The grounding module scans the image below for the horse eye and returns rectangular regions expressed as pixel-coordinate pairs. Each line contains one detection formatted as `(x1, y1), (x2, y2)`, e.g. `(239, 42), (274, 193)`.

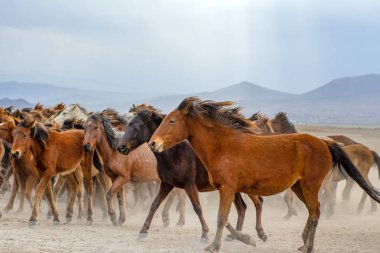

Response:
(169, 120), (175, 125)
(94, 126), (98, 130)
(23, 134), (27, 139)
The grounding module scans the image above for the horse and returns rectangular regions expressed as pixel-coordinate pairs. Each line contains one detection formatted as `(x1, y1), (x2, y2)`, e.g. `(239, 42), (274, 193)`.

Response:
(117, 107), (267, 242)
(83, 114), (160, 226)
(48, 103), (89, 125)
(10, 115), (99, 225)
(265, 112), (380, 218)
(100, 108), (133, 131)
(149, 97), (380, 253)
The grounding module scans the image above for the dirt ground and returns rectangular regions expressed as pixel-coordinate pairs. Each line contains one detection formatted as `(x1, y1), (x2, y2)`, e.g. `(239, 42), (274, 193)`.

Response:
(0, 126), (380, 253)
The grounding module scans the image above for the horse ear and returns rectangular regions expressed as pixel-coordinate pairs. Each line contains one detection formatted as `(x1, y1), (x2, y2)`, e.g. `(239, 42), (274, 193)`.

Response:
(24, 116), (36, 128)
(13, 117), (22, 127)
(150, 112), (163, 125)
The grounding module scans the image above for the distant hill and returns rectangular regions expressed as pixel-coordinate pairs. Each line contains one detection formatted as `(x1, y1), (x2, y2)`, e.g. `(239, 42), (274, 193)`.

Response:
(302, 74), (380, 101)
(1, 74), (380, 125)
(0, 81), (146, 110)
(0, 98), (32, 109)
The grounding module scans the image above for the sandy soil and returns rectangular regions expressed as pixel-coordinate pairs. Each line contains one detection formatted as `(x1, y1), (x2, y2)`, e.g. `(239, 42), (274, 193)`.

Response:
(1, 126), (380, 253)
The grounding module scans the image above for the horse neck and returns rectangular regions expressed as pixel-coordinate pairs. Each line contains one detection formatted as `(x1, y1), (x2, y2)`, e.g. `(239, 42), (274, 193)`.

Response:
(95, 130), (117, 164)
(186, 116), (234, 168)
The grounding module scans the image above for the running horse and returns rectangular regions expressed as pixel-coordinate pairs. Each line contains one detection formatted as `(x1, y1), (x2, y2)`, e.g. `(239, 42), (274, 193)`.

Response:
(149, 97), (380, 253)
(117, 107), (267, 242)
(10, 115), (99, 225)
(83, 114), (160, 226)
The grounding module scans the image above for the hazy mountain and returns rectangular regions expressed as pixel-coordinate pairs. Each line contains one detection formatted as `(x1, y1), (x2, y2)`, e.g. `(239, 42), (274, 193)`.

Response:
(302, 74), (380, 101)
(1, 74), (380, 124)
(0, 98), (32, 109)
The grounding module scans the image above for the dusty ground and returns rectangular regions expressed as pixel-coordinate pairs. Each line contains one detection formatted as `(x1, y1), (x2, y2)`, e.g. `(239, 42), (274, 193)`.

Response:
(0, 126), (380, 253)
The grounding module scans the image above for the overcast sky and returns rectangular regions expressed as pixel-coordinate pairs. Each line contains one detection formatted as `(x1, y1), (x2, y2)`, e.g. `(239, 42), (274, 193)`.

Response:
(0, 0), (379, 95)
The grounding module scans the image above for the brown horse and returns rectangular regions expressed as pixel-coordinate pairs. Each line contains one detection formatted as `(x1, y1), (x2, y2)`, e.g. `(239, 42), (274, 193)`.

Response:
(149, 97), (380, 253)
(117, 107), (267, 242)
(83, 114), (159, 226)
(10, 116), (96, 225)
(321, 144), (380, 216)
(265, 112), (380, 218)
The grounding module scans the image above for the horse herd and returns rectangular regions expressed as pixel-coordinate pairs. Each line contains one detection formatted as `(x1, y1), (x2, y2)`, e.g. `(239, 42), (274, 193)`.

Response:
(0, 97), (379, 253)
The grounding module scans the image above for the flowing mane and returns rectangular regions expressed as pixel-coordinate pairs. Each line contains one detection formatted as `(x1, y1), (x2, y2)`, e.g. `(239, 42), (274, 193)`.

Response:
(130, 104), (162, 114)
(101, 108), (129, 126)
(177, 97), (255, 134)
(19, 120), (50, 149)
(271, 112), (297, 133)
(89, 114), (118, 150)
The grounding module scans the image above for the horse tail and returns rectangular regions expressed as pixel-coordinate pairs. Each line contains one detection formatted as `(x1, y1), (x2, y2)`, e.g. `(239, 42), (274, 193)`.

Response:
(326, 141), (380, 203)
(371, 150), (380, 179)
(93, 150), (103, 172)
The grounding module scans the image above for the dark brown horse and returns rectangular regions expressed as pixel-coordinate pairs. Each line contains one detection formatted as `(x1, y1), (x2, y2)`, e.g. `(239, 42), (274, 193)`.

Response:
(117, 107), (267, 242)
(10, 116), (97, 225)
(149, 97), (380, 253)
(83, 114), (159, 226)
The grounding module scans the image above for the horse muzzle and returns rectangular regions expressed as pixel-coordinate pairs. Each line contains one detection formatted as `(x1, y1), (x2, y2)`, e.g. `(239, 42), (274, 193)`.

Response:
(148, 140), (164, 153)
(11, 150), (21, 159)
(83, 143), (92, 153)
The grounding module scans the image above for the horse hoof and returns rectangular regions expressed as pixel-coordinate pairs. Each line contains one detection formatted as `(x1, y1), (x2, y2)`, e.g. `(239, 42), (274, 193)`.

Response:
(53, 220), (60, 226)
(3, 208), (11, 214)
(176, 221), (185, 227)
(66, 217), (72, 223)
(204, 243), (220, 253)
(224, 234), (235, 242)
(86, 220), (93, 226)
(298, 245), (313, 253)
(200, 236), (209, 243)
(112, 220), (119, 226)
(137, 233), (148, 241)
(260, 233), (268, 242)
(28, 220), (37, 227)
(163, 220), (170, 228)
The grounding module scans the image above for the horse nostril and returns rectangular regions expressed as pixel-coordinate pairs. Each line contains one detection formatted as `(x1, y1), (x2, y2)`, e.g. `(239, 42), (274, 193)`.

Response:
(12, 151), (20, 159)
(149, 141), (156, 148)
(83, 143), (91, 152)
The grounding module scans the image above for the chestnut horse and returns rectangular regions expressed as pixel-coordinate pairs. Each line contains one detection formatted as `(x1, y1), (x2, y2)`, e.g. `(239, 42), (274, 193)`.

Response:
(83, 114), (159, 226)
(265, 112), (380, 218)
(149, 97), (380, 253)
(10, 116), (97, 225)
(117, 108), (267, 242)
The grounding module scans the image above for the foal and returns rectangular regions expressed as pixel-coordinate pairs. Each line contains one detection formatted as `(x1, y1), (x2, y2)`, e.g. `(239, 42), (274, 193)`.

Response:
(11, 116), (95, 225)
(117, 108), (267, 242)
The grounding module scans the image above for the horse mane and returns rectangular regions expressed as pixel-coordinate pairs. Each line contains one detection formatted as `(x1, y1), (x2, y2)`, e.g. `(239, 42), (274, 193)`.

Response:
(71, 104), (89, 114)
(177, 97), (254, 133)
(271, 112), (297, 133)
(34, 103), (44, 111)
(89, 114), (118, 150)
(61, 117), (84, 130)
(130, 104), (161, 114)
(19, 119), (50, 149)
(101, 108), (128, 126)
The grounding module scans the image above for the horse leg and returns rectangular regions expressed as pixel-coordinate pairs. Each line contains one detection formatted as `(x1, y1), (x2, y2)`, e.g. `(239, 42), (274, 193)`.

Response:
(82, 161), (94, 225)
(175, 189), (186, 227)
(77, 180), (84, 219)
(225, 193), (247, 241)
(65, 174), (79, 222)
(324, 181), (337, 218)
(36, 178), (60, 225)
(205, 185), (237, 253)
(16, 177), (26, 213)
(116, 187), (126, 225)
(4, 169), (19, 213)
(107, 176), (127, 226)
(162, 190), (175, 227)
(96, 173), (110, 219)
(182, 185), (208, 242)
(139, 182), (174, 240)
(342, 178), (354, 203)
(47, 175), (65, 218)
(24, 175), (36, 210)
(248, 194), (267, 242)
(292, 180), (320, 253)
(283, 189), (297, 219)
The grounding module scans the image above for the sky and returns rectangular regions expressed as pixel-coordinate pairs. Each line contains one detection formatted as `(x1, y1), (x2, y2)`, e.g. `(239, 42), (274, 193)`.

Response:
(0, 0), (379, 95)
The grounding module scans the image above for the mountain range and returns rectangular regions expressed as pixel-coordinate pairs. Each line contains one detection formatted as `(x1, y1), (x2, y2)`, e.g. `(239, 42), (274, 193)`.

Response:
(0, 74), (379, 125)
